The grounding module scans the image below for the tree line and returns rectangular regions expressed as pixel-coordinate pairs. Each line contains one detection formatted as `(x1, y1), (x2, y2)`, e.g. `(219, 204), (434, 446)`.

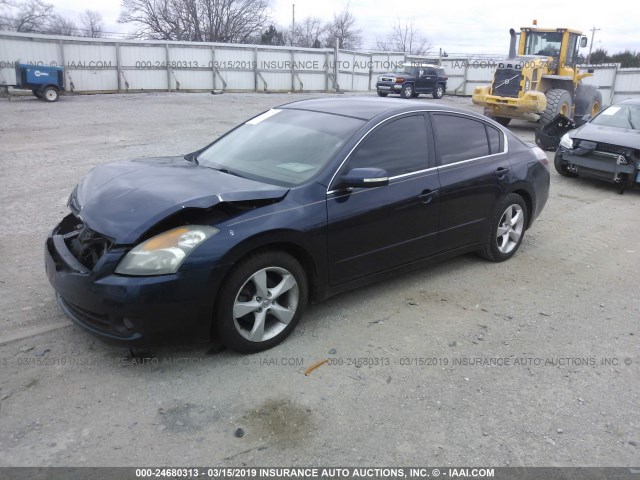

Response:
(0, 0), (434, 54)
(0, 0), (103, 37)
(588, 48), (640, 68)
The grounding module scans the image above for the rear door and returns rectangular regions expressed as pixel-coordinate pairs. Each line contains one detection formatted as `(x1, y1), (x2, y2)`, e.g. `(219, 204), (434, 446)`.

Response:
(327, 113), (440, 285)
(430, 113), (509, 251)
(422, 67), (438, 92)
(415, 68), (429, 92)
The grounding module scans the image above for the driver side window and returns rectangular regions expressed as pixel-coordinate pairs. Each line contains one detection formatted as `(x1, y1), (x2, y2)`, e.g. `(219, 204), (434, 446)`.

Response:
(346, 115), (430, 177)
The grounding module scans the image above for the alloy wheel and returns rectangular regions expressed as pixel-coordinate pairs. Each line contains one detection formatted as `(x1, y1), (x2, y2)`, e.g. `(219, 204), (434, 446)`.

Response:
(233, 267), (300, 342)
(496, 204), (524, 254)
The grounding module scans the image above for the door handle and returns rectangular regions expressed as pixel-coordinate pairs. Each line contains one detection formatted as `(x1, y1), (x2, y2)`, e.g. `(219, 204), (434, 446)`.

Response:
(418, 189), (438, 204)
(494, 167), (510, 178)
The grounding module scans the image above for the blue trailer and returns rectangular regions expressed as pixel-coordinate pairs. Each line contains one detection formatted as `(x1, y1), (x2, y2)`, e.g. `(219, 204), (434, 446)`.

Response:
(9, 63), (65, 102)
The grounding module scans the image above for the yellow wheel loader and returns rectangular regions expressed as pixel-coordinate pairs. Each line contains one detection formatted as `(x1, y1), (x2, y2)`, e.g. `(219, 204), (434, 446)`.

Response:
(472, 28), (602, 126)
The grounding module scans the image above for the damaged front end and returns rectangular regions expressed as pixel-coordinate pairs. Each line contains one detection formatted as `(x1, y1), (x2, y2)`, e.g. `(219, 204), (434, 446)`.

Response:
(555, 135), (640, 192)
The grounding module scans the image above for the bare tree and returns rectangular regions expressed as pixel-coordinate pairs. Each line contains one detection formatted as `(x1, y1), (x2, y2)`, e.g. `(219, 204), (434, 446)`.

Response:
(324, 6), (361, 50)
(118, 0), (271, 43)
(46, 15), (78, 35)
(0, 0), (15, 30)
(0, 0), (89, 36)
(6, 0), (54, 32)
(287, 16), (325, 48)
(79, 9), (103, 38)
(376, 19), (431, 55)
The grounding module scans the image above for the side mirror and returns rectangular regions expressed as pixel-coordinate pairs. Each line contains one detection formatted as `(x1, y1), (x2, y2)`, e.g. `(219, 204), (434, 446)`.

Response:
(580, 36), (588, 48)
(339, 168), (389, 188)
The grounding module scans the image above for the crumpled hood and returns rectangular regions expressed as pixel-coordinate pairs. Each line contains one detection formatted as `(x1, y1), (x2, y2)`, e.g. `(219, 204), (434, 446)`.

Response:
(73, 156), (289, 244)
(572, 123), (640, 150)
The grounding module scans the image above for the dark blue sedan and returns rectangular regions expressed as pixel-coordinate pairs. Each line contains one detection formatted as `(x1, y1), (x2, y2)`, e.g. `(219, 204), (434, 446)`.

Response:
(45, 97), (550, 352)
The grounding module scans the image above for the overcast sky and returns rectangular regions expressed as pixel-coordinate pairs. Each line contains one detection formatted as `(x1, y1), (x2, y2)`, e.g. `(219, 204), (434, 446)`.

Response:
(43, 0), (639, 55)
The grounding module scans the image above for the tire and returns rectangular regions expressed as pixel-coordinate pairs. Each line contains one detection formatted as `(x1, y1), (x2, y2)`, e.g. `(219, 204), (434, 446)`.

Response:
(42, 86), (59, 102)
(400, 83), (413, 99)
(432, 83), (445, 99)
(377, 91), (388, 97)
(478, 193), (528, 262)
(540, 88), (572, 126)
(32, 89), (42, 99)
(554, 151), (579, 177)
(574, 83), (602, 119)
(411, 91), (419, 98)
(483, 108), (511, 126)
(215, 250), (308, 353)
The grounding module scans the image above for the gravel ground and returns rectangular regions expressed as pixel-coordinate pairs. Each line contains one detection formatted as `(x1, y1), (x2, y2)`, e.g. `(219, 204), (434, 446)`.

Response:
(0, 91), (638, 467)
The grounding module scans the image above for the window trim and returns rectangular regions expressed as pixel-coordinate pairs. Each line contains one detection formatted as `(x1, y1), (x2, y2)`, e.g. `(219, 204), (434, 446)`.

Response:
(430, 112), (506, 167)
(328, 112), (431, 190)
(327, 109), (509, 194)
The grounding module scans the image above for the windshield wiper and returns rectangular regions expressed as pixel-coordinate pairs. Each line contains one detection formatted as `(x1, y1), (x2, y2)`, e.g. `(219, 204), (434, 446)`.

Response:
(215, 167), (245, 178)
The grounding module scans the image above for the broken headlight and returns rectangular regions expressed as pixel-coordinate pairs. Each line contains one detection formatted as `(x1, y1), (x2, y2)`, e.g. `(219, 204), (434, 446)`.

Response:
(559, 133), (574, 149)
(115, 225), (219, 276)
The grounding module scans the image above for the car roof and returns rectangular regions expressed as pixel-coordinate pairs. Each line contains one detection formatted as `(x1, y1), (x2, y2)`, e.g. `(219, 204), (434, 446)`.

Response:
(278, 97), (470, 121)
(614, 98), (640, 106)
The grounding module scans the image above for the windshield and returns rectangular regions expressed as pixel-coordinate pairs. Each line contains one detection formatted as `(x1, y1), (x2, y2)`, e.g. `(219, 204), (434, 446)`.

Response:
(196, 109), (365, 186)
(524, 32), (562, 57)
(590, 104), (640, 130)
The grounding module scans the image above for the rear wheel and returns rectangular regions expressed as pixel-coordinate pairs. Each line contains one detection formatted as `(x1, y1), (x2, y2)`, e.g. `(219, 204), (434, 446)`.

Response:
(541, 88), (572, 125)
(554, 151), (579, 177)
(432, 83), (445, 99)
(377, 91), (388, 97)
(42, 86), (59, 102)
(575, 84), (602, 120)
(215, 251), (308, 353)
(400, 83), (413, 99)
(478, 193), (528, 262)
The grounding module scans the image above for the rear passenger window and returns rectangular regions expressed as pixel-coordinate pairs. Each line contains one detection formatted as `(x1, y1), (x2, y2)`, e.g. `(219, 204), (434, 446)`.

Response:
(426, 68), (437, 76)
(486, 125), (502, 154)
(432, 114), (490, 165)
(347, 115), (429, 177)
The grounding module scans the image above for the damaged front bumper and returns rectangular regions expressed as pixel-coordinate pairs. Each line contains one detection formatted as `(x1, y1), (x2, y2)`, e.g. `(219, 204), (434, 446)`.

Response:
(555, 146), (640, 186)
(45, 214), (228, 346)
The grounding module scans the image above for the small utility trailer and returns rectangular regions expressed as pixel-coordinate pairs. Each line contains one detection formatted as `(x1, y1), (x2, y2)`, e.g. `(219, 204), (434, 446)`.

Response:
(1, 63), (65, 102)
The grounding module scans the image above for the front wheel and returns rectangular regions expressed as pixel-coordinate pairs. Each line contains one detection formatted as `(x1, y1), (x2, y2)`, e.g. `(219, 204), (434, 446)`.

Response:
(400, 83), (413, 99)
(215, 251), (308, 353)
(478, 193), (528, 262)
(554, 151), (579, 177)
(541, 89), (572, 125)
(42, 86), (59, 102)
(432, 84), (445, 99)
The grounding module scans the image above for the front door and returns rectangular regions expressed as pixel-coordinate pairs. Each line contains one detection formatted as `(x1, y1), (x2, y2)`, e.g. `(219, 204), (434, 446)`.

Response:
(327, 114), (440, 285)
